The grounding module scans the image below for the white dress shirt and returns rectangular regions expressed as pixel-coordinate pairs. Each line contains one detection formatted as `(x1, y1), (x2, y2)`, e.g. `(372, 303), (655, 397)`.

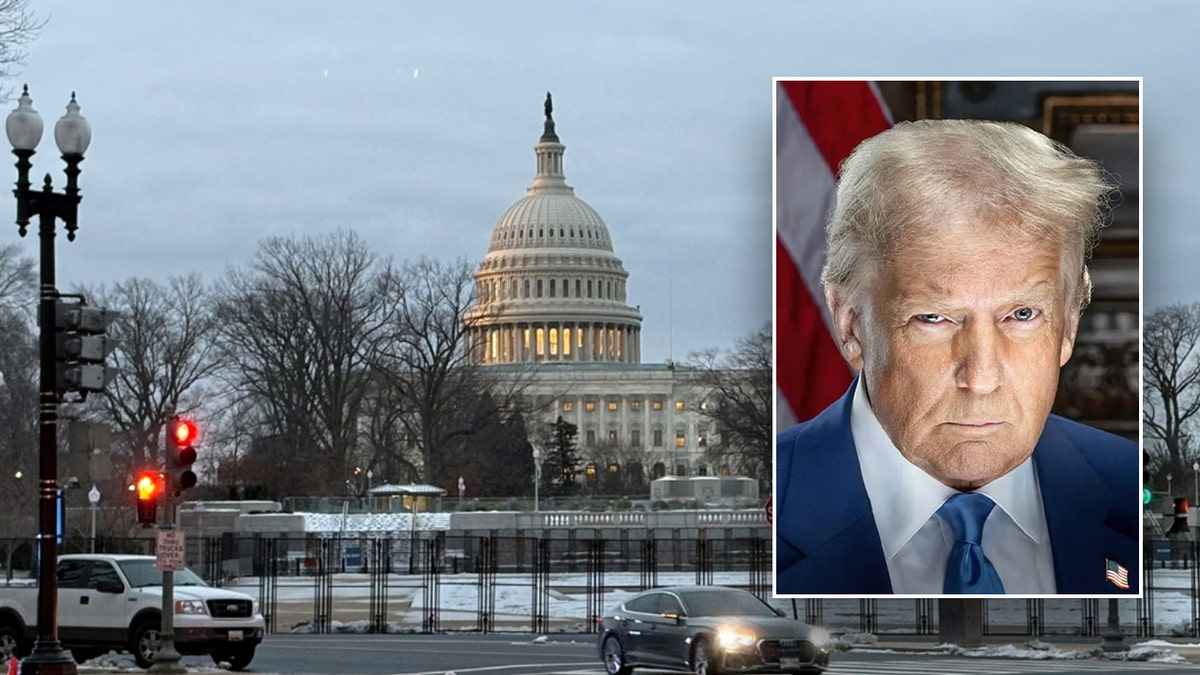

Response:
(849, 378), (1057, 594)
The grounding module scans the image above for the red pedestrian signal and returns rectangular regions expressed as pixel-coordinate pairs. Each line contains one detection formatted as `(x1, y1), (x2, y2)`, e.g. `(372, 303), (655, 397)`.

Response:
(135, 472), (159, 526)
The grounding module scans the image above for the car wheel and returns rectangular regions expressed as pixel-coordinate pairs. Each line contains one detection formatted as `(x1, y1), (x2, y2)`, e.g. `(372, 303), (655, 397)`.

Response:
(212, 644), (257, 671)
(130, 619), (162, 669)
(692, 638), (723, 675)
(0, 623), (25, 665)
(601, 635), (633, 675)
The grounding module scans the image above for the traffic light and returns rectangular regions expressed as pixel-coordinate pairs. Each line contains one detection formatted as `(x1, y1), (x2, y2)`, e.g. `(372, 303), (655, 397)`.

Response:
(55, 298), (119, 399)
(135, 472), (160, 526)
(1144, 450), (1153, 506)
(166, 416), (198, 496)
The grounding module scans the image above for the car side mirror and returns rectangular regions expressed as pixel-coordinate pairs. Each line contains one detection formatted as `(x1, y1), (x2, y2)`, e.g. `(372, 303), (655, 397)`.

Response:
(773, 608), (786, 618)
(96, 579), (124, 594)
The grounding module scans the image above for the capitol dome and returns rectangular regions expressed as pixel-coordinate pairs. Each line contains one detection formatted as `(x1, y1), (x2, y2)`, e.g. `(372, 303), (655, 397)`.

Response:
(465, 95), (643, 366)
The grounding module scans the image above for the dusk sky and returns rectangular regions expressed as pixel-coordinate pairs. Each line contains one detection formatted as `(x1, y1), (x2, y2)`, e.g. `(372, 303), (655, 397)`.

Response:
(5, 1), (1193, 362)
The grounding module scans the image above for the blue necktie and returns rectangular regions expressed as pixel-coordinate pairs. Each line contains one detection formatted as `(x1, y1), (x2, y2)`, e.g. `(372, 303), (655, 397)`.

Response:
(938, 492), (1006, 594)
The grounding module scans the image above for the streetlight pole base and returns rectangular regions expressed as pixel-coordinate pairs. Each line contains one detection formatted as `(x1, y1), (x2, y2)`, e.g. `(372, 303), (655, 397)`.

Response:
(18, 639), (78, 675)
(1100, 597), (1129, 653)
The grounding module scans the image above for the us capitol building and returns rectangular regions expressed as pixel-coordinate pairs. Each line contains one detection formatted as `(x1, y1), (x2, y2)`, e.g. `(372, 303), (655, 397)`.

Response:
(463, 96), (749, 494)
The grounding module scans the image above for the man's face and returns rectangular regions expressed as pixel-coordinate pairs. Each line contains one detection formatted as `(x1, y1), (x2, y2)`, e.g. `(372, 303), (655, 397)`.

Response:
(830, 227), (1079, 490)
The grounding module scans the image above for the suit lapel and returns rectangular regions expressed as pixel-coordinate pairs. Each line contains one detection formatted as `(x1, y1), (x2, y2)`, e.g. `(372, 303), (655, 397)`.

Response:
(777, 381), (892, 594)
(1034, 418), (1138, 594)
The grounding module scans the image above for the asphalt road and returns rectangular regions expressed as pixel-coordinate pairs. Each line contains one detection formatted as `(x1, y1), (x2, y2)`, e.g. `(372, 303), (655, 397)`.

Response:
(247, 633), (1200, 675)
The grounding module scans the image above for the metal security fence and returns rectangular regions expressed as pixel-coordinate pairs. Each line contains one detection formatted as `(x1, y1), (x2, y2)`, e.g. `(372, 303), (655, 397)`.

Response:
(2, 536), (1196, 639)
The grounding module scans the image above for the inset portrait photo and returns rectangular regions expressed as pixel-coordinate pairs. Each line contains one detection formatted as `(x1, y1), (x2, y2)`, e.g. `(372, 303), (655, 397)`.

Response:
(773, 79), (1140, 598)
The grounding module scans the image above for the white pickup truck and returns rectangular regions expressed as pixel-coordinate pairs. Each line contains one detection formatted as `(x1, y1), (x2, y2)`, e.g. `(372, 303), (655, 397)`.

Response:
(0, 553), (266, 670)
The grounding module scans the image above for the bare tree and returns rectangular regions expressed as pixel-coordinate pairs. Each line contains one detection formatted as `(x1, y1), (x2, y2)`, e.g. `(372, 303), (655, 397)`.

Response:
(0, 0), (43, 101)
(82, 274), (220, 481)
(0, 242), (36, 535)
(213, 230), (394, 497)
(371, 257), (530, 490)
(1144, 303), (1200, 490)
(687, 323), (772, 488)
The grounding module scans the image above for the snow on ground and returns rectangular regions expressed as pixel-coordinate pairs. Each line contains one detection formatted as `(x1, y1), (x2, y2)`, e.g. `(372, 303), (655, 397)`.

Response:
(74, 651), (226, 672)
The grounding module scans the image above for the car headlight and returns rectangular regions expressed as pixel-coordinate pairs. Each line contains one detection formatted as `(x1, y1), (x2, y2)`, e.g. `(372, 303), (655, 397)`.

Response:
(175, 599), (208, 615)
(252, 600), (260, 616)
(808, 626), (831, 647)
(717, 628), (757, 650)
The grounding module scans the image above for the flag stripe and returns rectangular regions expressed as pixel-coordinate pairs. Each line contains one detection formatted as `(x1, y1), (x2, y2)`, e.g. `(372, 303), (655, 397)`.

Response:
(774, 81), (891, 424)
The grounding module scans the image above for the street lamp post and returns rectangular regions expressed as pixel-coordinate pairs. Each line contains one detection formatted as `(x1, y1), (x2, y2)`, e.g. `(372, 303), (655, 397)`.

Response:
(532, 446), (541, 512)
(87, 485), (100, 554)
(7, 85), (91, 675)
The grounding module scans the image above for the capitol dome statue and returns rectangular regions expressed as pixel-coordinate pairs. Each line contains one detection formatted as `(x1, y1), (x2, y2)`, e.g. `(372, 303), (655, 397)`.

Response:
(465, 94), (643, 365)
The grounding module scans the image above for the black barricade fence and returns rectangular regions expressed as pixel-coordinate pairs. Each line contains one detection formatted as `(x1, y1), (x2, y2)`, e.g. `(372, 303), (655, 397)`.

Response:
(1, 536), (1193, 638)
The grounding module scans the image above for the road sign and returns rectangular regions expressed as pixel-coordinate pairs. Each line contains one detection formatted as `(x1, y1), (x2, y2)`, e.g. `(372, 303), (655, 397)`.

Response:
(156, 529), (186, 571)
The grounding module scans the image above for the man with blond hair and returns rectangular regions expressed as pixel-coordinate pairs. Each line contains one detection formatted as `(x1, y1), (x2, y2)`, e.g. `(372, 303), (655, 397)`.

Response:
(775, 120), (1138, 595)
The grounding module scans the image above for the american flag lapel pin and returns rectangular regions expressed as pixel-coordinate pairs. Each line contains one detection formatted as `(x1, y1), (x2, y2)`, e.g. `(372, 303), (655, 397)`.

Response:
(1105, 558), (1130, 590)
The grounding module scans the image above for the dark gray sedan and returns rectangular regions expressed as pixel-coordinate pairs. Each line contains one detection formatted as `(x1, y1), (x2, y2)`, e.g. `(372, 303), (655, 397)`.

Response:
(597, 586), (831, 674)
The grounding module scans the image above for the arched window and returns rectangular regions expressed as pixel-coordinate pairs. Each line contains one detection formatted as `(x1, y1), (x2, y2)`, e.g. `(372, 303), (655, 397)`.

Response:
(549, 279), (556, 298)
(536, 279), (543, 298)
(523, 280), (530, 298)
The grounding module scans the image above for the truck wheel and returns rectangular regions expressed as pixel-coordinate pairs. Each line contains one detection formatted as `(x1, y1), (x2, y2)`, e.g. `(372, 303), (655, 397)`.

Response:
(212, 644), (256, 671)
(0, 623), (26, 664)
(130, 619), (162, 669)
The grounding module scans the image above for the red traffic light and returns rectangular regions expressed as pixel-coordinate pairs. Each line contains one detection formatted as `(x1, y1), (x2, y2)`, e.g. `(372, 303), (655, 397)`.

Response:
(172, 419), (198, 446)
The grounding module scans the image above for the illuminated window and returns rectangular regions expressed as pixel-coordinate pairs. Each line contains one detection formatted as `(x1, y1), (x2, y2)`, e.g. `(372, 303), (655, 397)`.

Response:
(585, 402), (596, 412)
(562, 402), (573, 412)
(522, 328), (531, 349)
(563, 329), (572, 355)
(721, 465), (732, 476)
(630, 401), (641, 412)
(607, 401), (618, 412)
(536, 328), (545, 356)
(549, 328), (558, 355)
(652, 401), (663, 411)
(607, 430), (618, 444)
(675, 432), (686, 448)
(675, 401), (685, 411)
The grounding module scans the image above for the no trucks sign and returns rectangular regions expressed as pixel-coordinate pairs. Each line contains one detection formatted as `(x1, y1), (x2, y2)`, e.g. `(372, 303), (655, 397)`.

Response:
(156, 529), (186, 571)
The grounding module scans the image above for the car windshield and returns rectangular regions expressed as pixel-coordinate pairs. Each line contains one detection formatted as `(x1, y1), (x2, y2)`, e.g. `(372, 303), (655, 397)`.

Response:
(682, 590), (778, 618)
(116, 560), (208, 588)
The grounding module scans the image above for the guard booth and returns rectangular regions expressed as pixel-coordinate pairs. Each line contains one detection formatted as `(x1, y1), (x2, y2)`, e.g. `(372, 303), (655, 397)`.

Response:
(366, 483), (447, 514)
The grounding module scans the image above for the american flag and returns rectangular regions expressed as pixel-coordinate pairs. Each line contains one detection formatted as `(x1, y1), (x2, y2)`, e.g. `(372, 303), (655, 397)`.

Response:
(1106, 558), (1130, 590)
(774, 81), (891, 428)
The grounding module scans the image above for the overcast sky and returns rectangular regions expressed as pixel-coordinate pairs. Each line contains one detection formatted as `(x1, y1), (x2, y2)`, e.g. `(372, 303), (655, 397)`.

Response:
(5, 1), (1193, 362)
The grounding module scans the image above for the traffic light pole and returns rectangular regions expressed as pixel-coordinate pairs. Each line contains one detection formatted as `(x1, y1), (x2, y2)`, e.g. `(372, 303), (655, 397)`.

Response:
(150, 486), (184, 674)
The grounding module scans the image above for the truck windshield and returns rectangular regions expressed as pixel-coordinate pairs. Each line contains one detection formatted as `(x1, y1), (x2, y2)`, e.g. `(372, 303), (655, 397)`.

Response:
(116, 560), (208, 588)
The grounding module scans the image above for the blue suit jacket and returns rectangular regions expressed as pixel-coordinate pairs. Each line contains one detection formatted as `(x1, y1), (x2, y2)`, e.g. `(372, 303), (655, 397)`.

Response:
(776, 383), (1140, 595)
